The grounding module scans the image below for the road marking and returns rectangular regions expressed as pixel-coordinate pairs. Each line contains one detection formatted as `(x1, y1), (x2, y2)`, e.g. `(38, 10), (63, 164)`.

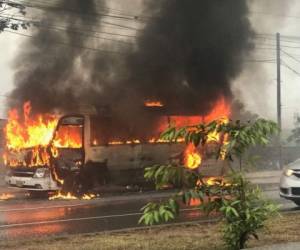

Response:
(0, 212), (143, 228)
(0, 203), (88, 212)
(0, 208), (200, 228)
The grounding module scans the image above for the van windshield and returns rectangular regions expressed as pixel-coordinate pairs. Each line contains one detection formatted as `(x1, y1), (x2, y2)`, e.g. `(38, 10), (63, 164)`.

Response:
(53, 117), (83, 148)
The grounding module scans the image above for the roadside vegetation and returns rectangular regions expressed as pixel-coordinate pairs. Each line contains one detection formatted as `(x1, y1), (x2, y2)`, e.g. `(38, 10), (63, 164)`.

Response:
(139, 118), (279, 249)
(1, 212), (300, 250)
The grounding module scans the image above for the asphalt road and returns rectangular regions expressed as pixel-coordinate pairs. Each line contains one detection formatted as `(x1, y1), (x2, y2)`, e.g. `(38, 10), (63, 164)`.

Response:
(0, 187), (297, 240)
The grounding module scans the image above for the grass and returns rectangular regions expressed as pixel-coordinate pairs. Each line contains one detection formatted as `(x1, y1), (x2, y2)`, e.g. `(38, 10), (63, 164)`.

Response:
(1, 212), (300, 250)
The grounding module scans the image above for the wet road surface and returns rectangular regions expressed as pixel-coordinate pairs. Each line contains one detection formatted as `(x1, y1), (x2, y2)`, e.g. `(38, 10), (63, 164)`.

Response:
(0, 188), (297, 240)
(0, 190), (213, 240)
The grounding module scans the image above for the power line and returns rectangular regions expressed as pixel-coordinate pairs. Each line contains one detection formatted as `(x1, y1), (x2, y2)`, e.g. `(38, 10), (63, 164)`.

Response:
(257, 33), (300, 43)
(4, 29), (128, 54)
(256, 35), (300, 49)
(7, 0), (147, 23)
(254, 42), (276, 47)
(0, 15), (138, 44)
(281, 59), (300, 77)
(0, 14), (139, 39)
(250, 11), (300, 20)
(101, 21), (142, 31)
(15, 0), (148, 20)
(0, 12), (142, 32)
(281, 45), (300, 49)
(33, 25), (135, 45)
(281, 49), (300, 64)
(5, 27), (286, 64)
(254, 36), (300, 46)
(254, 47), (277, 51)
(245, 59), (276, 63)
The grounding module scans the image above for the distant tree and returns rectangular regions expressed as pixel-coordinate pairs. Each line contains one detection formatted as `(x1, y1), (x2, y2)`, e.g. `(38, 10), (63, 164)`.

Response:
(288, 116), (300, 145)
(0, 1), (30, 32)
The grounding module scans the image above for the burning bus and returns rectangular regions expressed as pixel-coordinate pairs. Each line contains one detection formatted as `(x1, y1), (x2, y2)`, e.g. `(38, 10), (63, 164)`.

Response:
(3, 99), (230, 196)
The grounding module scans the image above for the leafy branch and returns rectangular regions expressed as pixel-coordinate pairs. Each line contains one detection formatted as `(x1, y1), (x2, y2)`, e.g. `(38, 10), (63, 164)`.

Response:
(140, 118), (279, 249)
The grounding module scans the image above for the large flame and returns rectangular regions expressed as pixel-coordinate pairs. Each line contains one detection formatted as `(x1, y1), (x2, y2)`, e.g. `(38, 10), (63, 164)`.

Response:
(5, 101), (58, 150)
(4, 101), (82, 152)
(183, 98), (230, 169)
(203, 98), (230, 123)
(3, 101), (82, 168)
(53, 126), (82, 148)
(184, 143), (202, 169)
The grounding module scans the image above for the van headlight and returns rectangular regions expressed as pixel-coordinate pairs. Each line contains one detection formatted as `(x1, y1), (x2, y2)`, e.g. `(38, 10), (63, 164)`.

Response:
(33, 168), (46, 178)
(284, 169), (294, 177)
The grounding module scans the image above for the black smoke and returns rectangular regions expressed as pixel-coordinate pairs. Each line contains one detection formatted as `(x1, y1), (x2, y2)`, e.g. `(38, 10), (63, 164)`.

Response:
(125, 0), (254, 115)
(9, 0), (254, 121)
(9, 0), (105, 112)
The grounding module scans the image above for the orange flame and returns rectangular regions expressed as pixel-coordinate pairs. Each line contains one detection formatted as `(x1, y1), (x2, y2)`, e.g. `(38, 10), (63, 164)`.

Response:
(204, 177), (231, 187)
(184, 143), (202, 169)
(53, 126), (82, 148)
(82, 193), (96, 200)
(203, 98), (230, 123)
(3, 101), (82, 168)
(5, 101), (58, 150)
(183, 98), (230, 169)
(49, 191), (96, 200)
(144, 101), (164, 107)
(49, 191), (77, 200)
(0, 193), (15, 201)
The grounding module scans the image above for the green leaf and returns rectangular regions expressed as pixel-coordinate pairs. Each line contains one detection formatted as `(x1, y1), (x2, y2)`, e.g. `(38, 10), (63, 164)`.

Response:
(138, 214), (147, 225)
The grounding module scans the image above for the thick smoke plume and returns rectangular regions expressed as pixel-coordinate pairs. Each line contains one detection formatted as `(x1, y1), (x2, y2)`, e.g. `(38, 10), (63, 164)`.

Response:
(9, 0), (254, 123)
(10, 0), (104, 112)
(126, 0), (253, 115)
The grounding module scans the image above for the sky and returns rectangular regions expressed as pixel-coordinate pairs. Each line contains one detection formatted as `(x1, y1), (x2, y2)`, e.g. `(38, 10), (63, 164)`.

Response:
(0, 0), (300, 129)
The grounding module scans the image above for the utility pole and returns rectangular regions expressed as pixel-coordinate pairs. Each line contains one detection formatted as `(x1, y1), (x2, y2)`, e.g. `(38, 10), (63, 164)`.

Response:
(276, 32), (283, 169)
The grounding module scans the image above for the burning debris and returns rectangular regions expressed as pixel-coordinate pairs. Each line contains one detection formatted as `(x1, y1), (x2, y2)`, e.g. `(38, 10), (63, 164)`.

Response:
(48, 191), (96, 201)
(0, 193), (15, 201)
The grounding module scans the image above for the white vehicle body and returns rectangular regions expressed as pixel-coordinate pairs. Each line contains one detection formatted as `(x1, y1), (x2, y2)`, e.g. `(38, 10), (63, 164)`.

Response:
(280, 158), (300, 206)
(5, 168), (60, 191)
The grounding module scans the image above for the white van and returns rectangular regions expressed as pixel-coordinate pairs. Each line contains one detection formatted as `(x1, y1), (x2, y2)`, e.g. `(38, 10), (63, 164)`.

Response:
(4, 110), (225, 193)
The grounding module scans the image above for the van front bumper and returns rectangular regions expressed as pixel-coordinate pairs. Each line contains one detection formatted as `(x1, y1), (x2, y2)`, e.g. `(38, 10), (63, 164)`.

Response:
(5, 176), (60, 191)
